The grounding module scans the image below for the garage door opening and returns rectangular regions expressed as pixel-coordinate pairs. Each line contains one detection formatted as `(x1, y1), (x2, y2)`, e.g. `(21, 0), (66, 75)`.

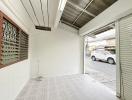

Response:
(84, 27), (116, 92)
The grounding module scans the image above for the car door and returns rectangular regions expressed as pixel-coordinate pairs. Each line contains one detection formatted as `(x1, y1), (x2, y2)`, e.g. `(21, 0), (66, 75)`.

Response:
(97, 50), (106, 60)
(94, 50), (100, 59)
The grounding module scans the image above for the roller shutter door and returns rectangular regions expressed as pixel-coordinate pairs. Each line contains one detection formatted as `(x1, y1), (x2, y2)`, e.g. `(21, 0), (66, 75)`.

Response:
(118, 14), (132, 100)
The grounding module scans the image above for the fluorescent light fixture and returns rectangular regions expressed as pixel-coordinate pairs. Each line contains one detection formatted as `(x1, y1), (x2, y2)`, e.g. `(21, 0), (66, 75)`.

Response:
(58, 0), (67, 12)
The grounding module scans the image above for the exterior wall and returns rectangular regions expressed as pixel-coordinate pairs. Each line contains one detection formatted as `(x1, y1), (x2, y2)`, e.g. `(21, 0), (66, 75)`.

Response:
(30, 23), (84, 78)
(106, 39), (116, 46)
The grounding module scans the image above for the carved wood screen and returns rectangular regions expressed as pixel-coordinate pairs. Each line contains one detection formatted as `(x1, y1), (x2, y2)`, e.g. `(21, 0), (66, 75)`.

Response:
(0, 11), (28, 68)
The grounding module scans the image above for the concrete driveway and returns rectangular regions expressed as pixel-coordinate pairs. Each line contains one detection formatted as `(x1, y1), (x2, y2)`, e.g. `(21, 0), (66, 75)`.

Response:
(85, 56), (116, 92)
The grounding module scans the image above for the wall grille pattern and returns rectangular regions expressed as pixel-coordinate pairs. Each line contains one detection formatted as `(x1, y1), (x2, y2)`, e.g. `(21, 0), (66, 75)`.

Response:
(20, 31), (28, 60)
(0, 11), (28, 68)
(1, 19), (20, 64)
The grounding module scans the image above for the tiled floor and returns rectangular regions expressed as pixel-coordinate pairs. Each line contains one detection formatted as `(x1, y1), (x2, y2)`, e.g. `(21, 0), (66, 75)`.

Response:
(16, 74), (120, 100)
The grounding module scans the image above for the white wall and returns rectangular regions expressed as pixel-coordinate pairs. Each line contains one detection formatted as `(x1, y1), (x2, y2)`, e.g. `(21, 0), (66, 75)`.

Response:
(0, 1), (30, 100)
(0, 60), (30, 100)
(30, 23), (84, 77)
(79, 0), (132, 35)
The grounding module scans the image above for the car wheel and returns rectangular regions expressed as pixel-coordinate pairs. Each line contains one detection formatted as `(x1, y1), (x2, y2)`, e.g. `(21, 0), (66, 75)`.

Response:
(107, 58), (115, 64)
(91, 56), (96, 61)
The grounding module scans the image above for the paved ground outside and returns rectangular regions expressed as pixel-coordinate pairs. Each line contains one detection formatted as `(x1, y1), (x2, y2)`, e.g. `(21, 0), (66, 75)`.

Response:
(85, 56), (116, 92)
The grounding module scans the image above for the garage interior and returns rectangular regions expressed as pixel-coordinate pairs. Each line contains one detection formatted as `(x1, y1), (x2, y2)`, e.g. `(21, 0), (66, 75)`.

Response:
(0, 0), (132, 100)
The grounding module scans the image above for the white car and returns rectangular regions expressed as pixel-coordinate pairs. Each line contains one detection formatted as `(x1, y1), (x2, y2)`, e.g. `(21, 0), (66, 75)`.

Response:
(91, 50), (116, 64)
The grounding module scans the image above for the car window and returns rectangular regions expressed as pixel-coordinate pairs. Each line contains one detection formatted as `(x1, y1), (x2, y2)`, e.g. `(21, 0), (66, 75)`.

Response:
(94, 49), (116, 54)
(104, 51), (110, 55)
(95, 50), (105, 54)
(95, 50), (102, 53)
(109, 50), (116, 54)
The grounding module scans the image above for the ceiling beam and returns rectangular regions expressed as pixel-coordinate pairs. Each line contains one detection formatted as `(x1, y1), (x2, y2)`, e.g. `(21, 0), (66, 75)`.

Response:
(61, 20), (79, 30)
(72, 0), (94, 25)
(54, 0), (67, 29)
(67, 1), (95, 17)
(84, 22), (115, 37)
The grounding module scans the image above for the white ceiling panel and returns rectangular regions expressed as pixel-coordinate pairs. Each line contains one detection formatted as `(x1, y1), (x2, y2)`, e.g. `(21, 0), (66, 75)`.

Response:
(21, 0), (60, 27)
(28, 0), (44, 26)
(20, 0), (39, 25)
(2, 0), (60, 30)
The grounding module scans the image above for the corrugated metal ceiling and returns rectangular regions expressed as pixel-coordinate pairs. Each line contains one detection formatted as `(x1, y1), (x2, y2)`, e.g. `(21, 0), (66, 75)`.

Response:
(61, 0), (117, 29)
